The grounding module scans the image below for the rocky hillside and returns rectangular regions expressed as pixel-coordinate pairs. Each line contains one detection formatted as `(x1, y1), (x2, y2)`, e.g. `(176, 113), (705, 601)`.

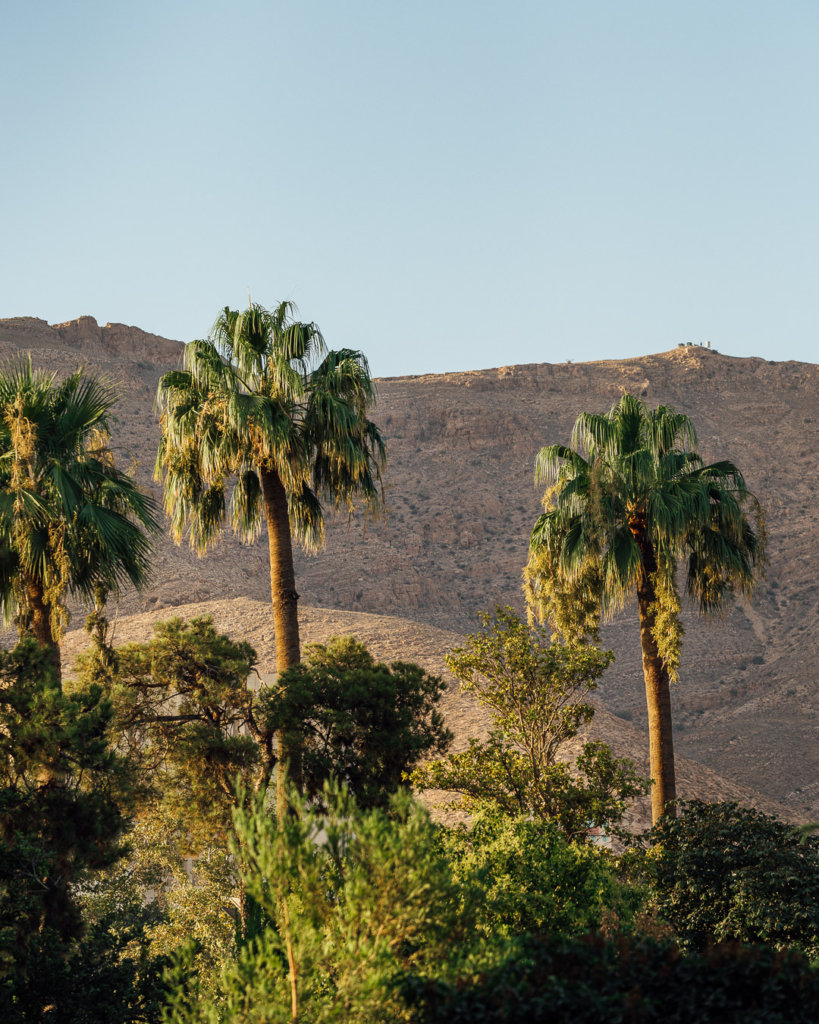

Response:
(1, 315), (817, 819)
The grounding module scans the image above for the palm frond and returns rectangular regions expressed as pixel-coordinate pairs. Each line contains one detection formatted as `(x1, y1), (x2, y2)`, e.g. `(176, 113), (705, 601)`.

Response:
(535, 444), (589, 485)
(231, 468), (263, 543)
(289, 482), (325, 553)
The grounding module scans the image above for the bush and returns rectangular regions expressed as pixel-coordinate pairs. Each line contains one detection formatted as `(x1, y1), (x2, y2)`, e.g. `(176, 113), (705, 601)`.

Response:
(442, 807), (641, 940)
(412, 608), (647, 840)
(165, 783), (480, 1024)
(270, 636), (452, 810)
(400, 933), (819, 1023)
(647, 801), (819, 956)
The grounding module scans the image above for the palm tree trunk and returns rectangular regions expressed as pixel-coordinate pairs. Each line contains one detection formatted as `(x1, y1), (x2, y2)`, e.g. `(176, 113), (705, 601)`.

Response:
(630, 525), (677, 823)
(258, 466), (302, 814)
(259, 466), (301, 673)
(259, 465), (302, 1019)
(25, 577), (62, 687)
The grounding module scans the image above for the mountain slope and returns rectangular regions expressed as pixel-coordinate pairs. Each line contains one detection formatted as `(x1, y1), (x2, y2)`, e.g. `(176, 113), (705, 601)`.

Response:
(1, 315), (816, 817)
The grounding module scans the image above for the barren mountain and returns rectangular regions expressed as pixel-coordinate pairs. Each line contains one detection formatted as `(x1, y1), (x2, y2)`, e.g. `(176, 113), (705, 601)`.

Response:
(1, 315), (817, 820)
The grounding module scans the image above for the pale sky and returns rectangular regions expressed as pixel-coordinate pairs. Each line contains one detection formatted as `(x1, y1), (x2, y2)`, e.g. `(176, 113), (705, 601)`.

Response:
(2, 1), (817, 377)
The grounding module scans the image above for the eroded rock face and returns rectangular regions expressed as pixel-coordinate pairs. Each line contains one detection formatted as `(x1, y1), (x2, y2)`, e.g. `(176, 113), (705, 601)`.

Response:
(0, 315), (183, 365)
(0, 316), (816, 818)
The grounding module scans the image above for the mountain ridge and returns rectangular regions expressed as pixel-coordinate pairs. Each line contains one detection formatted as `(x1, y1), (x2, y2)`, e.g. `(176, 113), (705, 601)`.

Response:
(1, 315), (816, 819)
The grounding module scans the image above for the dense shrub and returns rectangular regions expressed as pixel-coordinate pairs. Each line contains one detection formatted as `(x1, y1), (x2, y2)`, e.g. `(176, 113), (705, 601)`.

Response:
(442, 807), (641, 940)
(272, 636), (452, 810)
(400, 934), (819, 1024)
(647, 801), (819, 956)
(0, 641), (161, 1022)
(165, 784), (479, 1024)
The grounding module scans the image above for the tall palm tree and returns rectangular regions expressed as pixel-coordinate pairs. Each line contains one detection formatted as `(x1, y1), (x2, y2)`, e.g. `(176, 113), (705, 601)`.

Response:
(527, 393), (765, 823)
(0, 359), (159, 684)
(155, 302), (386, 807)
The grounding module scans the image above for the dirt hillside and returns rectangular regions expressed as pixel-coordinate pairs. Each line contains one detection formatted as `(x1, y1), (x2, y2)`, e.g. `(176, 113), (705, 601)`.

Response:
(59, 597), (805, 835)
(1, 315), (816, 819)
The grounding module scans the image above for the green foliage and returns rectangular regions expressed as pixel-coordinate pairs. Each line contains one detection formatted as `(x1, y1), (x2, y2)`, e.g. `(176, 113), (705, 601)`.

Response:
(155, 301), (386, 557)
(0, 358), (158, 644)
(0, 641), (132, 935)
(74, 621), (453, 1005)
(270, 636), (452, 810)
(524, 502), (604, 643)
(81, 807), (238, 1000)
(446, 607), (609, 754)
(79, 621), (451, 832)
(75, 615), (264, 839)
(165, 783), (480, 1024)
(0, 912), (168, 1024)
(0, 640), (161, 1021)
(647, 800), (819, 956)
(412, 608), (647, 839)
(442, 806), (641, 940)
(400, 933), (819, 1024)
(646, 567), (684, 679)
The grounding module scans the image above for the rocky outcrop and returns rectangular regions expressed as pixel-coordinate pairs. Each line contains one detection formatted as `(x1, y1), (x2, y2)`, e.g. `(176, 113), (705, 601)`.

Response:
(0, 315), (183, 366)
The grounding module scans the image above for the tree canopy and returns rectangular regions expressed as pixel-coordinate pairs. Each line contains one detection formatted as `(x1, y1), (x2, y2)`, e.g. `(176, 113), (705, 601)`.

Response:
(0, 359), (158, 680)
(412, 608), (647, 840)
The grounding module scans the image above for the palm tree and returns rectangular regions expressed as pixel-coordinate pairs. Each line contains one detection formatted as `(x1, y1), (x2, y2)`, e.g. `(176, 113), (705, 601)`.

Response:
(0, 359), (159, 684)
(527, 393), (765, 823)
(155, 301), (386, 807)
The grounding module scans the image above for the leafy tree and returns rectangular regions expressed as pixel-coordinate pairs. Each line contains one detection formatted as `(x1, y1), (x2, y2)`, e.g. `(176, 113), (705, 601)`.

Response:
(0, 640), (146, 1020)
(165, 783), (481, 1024)
(0, 359), (159, 683)
(647, 800), (819, 956)
(155, 302), (386, 813)
(81, 620), (450, 832)
(527, 393), (765, 821)
(81, 616), (263, 841)
(411, 608), (647, 840)
(441, 806), (641, 941)
(271, 636), (452, 810)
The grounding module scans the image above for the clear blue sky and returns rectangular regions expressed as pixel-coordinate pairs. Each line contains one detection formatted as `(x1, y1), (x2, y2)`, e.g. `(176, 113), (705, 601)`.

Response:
(2, 1), (817, 377)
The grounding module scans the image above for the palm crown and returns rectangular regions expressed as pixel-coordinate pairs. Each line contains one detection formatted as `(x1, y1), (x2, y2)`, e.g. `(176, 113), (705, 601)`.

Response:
(0, 359), (159, 676)
(156, 301), (386, 556)
(530, 393), (764, 641)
